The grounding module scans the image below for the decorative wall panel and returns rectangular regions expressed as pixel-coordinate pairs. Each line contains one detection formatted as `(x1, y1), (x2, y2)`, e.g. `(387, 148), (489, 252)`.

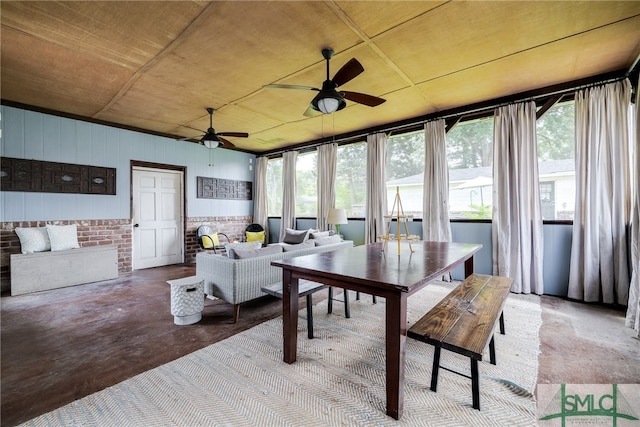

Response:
(0, 157), (116, 195)
(197, 177), (252, 200)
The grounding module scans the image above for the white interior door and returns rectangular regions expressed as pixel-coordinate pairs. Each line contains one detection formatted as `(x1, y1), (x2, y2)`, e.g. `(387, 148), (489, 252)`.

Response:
(132, 167), (184, 270)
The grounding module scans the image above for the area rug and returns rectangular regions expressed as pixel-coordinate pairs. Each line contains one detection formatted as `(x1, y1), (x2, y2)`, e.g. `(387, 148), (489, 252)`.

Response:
(19, 281), (541, 426)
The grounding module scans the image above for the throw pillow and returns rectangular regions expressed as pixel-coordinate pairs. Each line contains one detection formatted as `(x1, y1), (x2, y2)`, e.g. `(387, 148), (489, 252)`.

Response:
(309, 230), (331, 239)
(246, 230), (265, 244)
(282, 241), (315, 251)
(46, 224), (80, 251)
(201, 233), (220, 249)
(313, 235), (342, 246)
(282, 228), (309, 244)
(224, 241), (262, 257)
(230, 244), (283, 259)
(15, 227), (51, 254)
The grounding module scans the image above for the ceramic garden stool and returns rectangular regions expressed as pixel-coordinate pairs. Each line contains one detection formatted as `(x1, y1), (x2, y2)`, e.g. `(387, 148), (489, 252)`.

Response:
(167, 276), (205, 325)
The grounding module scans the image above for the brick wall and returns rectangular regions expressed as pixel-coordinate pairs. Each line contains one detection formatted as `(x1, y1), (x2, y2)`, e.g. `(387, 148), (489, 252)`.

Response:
(1, 216), (254, 293)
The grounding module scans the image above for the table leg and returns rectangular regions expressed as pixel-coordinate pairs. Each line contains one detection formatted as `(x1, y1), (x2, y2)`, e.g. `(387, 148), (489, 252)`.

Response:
(283, 270), (299, 364)
(464, 256), (474, 277)
(385, 293), (407, 420)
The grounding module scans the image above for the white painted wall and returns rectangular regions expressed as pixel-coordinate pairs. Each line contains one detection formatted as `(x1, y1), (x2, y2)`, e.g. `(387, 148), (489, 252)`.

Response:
(0, 106), (255, 221)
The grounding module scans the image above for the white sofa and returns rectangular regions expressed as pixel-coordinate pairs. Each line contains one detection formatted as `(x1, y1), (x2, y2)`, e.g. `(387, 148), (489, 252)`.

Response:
(196, 239), (353, 322)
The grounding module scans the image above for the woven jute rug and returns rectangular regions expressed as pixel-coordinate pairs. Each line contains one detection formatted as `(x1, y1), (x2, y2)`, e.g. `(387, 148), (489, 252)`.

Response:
(19, 281), (541, 426)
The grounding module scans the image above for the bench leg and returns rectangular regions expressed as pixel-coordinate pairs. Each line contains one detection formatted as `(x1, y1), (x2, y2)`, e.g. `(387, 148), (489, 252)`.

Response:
(306, 294), (314, 339)
(327, 287), (334, 314)
(356, 292), (377, 304)
(471, 358), (480, 410)
(430, 345), (441, 392)
(489, 335), (496, 365)
(499, 311), (505, 335)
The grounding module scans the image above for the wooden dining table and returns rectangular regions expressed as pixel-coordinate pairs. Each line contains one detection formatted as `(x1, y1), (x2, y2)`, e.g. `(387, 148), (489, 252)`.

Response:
(271, 240), (482, 420)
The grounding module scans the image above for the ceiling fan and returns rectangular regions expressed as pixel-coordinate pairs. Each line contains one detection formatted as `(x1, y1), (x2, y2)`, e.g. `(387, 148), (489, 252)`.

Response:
(183, 107), (248, 148)
(264, 48), (386, 117)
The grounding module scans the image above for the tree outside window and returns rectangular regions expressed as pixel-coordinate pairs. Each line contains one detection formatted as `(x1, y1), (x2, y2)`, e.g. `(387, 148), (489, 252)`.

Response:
(336, 142), (366, 218)
(447, 117), (494, 219)
(386, 131), (425, 218)
(266, 158), (282, 217)
(295, 152), (317, 217)
(536, 101), (575, 220)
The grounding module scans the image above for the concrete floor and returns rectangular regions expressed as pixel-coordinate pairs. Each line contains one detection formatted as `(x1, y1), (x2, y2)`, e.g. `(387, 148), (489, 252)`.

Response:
(1, 265), (639, 427)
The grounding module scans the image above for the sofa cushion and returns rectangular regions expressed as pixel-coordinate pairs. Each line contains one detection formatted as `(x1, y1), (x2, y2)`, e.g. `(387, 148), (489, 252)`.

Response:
(282, 241), (315, 252)
(309, 230), (331, 239)
(15, 227), (51, 254)
(282, 228), (309, 244)
(46, 224), (80, 251)
(231, 244), (283, 259)
(201, 233), (220, 249)
(246, 230), (265, 244)
(313, 235), (343, 246)
(225, 241), (262, 257)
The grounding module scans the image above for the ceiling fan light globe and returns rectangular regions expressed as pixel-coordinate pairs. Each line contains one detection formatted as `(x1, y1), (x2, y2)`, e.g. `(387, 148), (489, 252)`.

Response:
(203, 139), (219, 149)
(317, 97), (340, 114)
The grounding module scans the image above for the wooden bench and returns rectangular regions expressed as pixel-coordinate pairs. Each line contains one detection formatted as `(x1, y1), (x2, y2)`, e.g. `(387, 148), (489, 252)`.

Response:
(407, 273), (512, 410)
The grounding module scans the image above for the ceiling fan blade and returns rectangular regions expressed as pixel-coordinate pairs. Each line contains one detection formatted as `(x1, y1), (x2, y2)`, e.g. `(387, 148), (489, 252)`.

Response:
(303, 104), (321, 117)
(217, 132), (248, 138)
(178, 135), (202, 141)
(218, 137), (236, 148)
(264, 84), (320, 91)
(342, 91), (386, 107)
(331, 58), (364, 87)
(183, 124), (206, 133)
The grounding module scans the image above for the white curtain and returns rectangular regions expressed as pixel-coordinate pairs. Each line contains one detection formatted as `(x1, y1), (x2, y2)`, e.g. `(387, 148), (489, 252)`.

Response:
(625, 75), (640, 337)
(365, 133), (388, 244)
(492, 101), (544, 294)
(253, 156), (269, 234)
(317, 143), (337, 231)
(279, 150), (297, 242)
(422, 119), (452, 242)
(569, 79), (632, 304)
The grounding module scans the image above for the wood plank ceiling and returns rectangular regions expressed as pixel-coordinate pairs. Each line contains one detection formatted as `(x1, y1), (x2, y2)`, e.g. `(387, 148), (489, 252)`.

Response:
(2, 1), (639, 154)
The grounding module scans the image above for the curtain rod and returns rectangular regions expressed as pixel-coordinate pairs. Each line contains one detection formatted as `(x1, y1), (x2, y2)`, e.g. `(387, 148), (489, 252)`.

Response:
(262, 71), (629, 158)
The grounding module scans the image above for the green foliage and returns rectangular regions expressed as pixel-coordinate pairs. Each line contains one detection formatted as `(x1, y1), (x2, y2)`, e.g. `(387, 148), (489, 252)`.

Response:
(461, 203), (492, 219)
(386, 131), (424, 180)
(266, 158), (282, 216)
(536, 102), (575, 161)
(446, 117), (493, 169)
(336, 143), (367, 217)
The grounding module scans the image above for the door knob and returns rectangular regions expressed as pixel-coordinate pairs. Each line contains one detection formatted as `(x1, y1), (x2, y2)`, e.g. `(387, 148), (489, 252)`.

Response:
(134, 223), (139, 228)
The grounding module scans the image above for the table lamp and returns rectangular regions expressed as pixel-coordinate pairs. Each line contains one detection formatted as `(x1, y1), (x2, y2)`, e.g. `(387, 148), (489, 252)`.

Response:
(327, 208), (348, 235)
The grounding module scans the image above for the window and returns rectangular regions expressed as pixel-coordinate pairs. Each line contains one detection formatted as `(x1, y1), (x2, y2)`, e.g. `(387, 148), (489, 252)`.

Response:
(386, 130), (425, 218)
(266, 157), (282, 217)
(446, 116), (494, 219)
(295, 151), (317, 217)
(335, 142), (367, 218)
(536, 100), (575, 220)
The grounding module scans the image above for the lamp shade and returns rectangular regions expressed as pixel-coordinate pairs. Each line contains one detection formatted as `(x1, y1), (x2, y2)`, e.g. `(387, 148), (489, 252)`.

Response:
(327, 208), (348, 225)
